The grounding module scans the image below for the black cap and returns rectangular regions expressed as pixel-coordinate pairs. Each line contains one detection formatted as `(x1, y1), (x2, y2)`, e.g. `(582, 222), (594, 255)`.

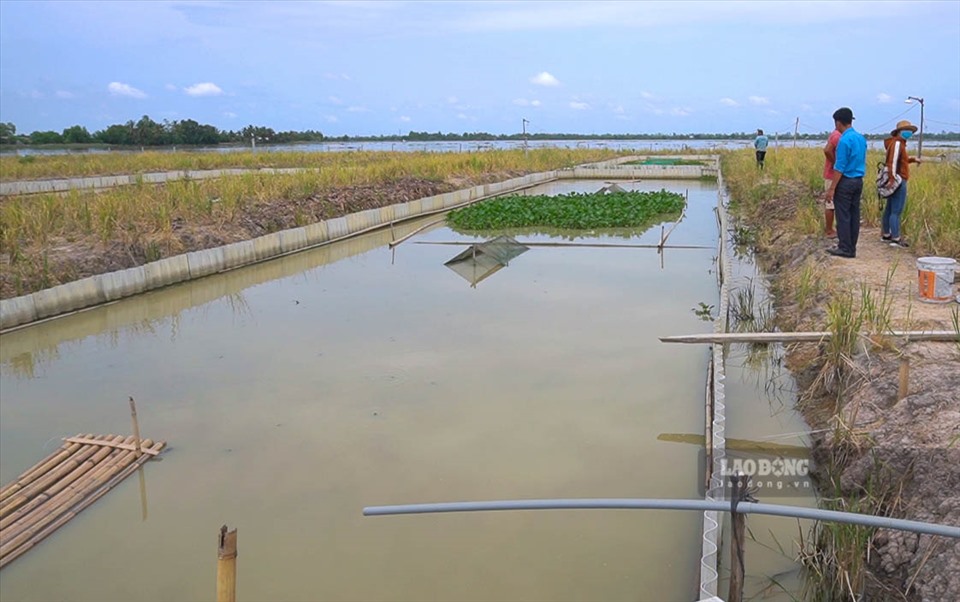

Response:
(832, 107), (855, 124)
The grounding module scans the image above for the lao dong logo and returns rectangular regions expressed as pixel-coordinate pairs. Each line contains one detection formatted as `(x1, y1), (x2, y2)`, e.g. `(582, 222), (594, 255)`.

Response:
(720, 456), (810, 478)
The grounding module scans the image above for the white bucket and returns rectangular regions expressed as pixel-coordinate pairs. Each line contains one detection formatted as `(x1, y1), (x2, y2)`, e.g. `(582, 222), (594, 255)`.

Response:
(916, 256), (958, 303)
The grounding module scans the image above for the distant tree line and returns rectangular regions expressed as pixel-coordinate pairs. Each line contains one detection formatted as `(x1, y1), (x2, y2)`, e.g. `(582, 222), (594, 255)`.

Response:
(0, 117), (323, 147)
(1, 117), (957, 147)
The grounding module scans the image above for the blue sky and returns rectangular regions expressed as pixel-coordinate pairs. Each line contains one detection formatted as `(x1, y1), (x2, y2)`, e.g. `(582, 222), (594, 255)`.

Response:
(1, 1), (958, 137)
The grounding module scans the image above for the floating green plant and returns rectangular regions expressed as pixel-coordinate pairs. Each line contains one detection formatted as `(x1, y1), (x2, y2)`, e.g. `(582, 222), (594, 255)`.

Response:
(447, 189), (685, 232)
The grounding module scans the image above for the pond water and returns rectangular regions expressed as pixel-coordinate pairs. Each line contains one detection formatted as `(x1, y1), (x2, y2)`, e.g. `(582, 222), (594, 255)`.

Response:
(0, 179), (812, 601)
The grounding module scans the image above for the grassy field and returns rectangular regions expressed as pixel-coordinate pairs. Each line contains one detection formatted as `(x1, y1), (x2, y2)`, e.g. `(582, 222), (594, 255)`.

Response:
(0, 148), (622, 296)
(721, 147), (960, 258)
(0, 147), (624, 182)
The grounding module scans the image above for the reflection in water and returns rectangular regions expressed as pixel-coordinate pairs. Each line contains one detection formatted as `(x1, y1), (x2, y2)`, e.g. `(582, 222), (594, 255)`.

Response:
(0, 216), (441, 379)
(444, 236), (529, 288)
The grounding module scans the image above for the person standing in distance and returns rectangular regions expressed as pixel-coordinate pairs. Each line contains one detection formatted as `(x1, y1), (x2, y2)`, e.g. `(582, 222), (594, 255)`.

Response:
(754, 129), (769, 169)
(822, 126), (841, 237)
(825, 107), (867, 258)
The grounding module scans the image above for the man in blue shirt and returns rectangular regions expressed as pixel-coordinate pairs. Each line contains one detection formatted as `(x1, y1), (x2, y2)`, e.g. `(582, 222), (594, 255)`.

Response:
(754, 129), (769, 169)
(825, 107), (867, 258)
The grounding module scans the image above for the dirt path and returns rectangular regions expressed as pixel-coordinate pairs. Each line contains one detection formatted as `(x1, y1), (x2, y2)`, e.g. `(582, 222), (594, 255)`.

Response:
(746, 187), (959, 599)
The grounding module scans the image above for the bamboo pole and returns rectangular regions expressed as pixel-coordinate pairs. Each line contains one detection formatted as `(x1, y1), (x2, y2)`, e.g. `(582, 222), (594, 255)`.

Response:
(0, 440), (162, 569)
(217, 525), (238, 602)
(0, 436), (131, 539)
(660, 331), (959, 344)
(0, 435), (110, 521)
(704, 356), (714, 494)
(129, 397), (142, 458)
(388, 217), (446, 248)
(0, 436), (144, 554)
(727, 475), (750, 602)
(0, 437), (85, 503)
(62, 437), (160, 456)
(898, 356), (910, 401)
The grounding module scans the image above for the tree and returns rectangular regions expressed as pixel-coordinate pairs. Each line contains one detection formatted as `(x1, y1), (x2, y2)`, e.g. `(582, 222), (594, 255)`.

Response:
(133, 115), (167, 146)
(95, 122), (135, 145)
(0, 122), (16, 144)
(62, 125), (93, 144)
(29, 130), (64, 144)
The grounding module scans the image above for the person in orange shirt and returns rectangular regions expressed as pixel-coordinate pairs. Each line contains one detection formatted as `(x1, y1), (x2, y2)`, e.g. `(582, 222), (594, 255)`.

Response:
(881, 120), (922, 248)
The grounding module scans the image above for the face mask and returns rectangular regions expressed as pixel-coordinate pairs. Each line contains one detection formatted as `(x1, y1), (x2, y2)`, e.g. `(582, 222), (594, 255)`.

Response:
(901, 130), (913, 139)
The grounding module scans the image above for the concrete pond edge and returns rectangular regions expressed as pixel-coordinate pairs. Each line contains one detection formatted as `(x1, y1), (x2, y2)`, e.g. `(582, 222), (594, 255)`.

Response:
(1, 157), (718, 331)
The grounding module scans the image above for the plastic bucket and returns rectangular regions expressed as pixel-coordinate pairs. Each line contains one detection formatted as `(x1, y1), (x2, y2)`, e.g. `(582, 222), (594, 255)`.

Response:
(916, 257), (957, 303)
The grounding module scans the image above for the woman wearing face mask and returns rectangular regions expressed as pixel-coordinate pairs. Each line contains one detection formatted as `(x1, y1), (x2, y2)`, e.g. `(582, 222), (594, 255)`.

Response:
(881, 120), (922, 247)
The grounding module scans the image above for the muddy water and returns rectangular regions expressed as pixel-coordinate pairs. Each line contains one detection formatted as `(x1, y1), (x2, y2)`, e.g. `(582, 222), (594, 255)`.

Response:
(0, 180), (811, 601)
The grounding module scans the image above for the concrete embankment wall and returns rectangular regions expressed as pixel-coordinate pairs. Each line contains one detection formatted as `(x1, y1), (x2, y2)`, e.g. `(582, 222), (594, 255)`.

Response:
(1, 157), (717, 331)
(1, 171), (557, 330)
(0, 168), (316, 196)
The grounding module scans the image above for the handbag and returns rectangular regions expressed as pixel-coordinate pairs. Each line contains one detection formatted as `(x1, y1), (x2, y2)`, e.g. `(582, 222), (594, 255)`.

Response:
(876, 140), (902, 198)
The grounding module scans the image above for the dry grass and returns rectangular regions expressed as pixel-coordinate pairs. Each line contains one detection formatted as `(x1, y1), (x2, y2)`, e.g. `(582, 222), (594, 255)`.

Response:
(0, 148), (622, 296)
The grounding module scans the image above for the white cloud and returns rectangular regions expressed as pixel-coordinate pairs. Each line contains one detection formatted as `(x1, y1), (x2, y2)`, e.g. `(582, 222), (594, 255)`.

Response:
(640, 91), (655, 99)
(748, 95), (770, 105)
(447, 96), (459, 104)
(347, 106), (369, 112)
(569, 101), (589, 110)
(399, 116), (411, 122)
(328, 96), (344, 105)
(612, 105), (625, 114)
(720, 97), (739, 107)
(325, 115), (339, 123)
(531, 100), (542, 107)
(670, 107), (691, 116)
(457, 113), (468, 119)
(184, 82), (223, 97)
(223, 111), (238, 118)
(876, 93), (893, 103)
(55, 90), (75, 99)
(324, 73), (351, 80)
(766, 109), (781, 115)
(531, 71), (560, 86)
(108, 82), (147, 98)
(165, 84), (177, 91)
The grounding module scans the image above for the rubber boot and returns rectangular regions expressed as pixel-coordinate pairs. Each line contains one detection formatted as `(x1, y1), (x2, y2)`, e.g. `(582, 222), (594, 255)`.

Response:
(825, 209), (836, 237)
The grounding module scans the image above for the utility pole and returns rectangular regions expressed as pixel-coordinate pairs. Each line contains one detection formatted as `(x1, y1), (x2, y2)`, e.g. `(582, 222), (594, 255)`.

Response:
(905, 96), (924, 158)
(793, 117), (799, 148)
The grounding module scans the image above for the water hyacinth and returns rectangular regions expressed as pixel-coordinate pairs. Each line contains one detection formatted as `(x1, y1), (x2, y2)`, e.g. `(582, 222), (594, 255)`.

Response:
(447, 189), (685, 231)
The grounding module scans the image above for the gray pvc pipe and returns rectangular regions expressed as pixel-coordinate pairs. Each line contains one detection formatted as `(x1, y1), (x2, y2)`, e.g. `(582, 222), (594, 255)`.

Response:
(362, 498), (960, 539)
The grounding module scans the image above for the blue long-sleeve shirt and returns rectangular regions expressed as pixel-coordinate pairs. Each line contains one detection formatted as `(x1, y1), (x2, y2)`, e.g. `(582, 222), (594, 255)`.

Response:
(833, 128), (867, 178)
(754, 135), (769, 151)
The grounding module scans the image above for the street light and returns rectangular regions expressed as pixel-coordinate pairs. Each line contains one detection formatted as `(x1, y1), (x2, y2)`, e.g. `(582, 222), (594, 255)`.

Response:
(904, 96), (924, 158)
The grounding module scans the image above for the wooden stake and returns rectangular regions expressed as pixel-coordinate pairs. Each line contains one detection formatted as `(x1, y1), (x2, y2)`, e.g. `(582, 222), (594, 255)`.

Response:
(898, 356), (910, 401)
(388, 217), (446, 249)
(727, 475), (750, 602)
(129, 396), (142, 458)
(217, 525), (238, 602)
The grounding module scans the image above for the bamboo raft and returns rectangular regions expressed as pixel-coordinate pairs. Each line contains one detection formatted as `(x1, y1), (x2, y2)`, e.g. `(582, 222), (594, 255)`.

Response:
(0, 433), (165, 569)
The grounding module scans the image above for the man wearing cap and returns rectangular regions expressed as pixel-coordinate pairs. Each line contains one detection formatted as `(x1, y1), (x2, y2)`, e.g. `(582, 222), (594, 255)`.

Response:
(881, 120), (922, 248)
(825, 107), (867, 258)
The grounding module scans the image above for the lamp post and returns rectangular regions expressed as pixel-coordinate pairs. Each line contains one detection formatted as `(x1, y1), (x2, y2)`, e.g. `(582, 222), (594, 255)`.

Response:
(904, 96), (924, 158)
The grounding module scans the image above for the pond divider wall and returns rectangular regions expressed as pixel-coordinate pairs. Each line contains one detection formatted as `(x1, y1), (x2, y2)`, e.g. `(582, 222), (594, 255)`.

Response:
(0, 168), (318, 196)
(699, 166), (731, 599)
(1, 156), (718, 332)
